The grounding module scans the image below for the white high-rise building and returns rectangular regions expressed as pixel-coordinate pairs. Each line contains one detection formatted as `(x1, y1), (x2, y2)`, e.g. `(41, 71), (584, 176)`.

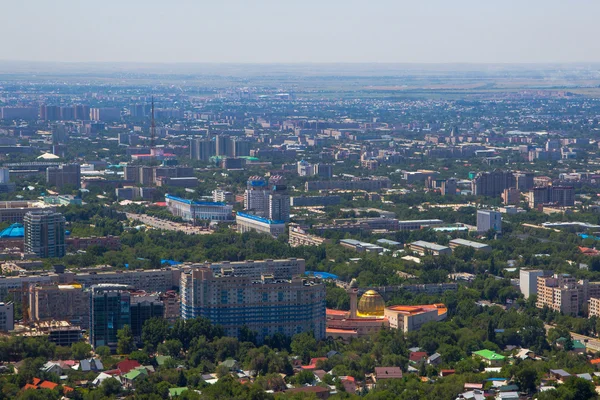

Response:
(520, 269), (547, 299)
(477, 210), (502, 233)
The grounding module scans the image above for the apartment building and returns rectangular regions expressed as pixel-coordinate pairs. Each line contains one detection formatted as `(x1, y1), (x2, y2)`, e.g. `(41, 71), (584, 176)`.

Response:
(288, 224), (330, 247)
(180, 268), (326, 341)
(536, 274), (600, 316)
(182, 258), (305, 281)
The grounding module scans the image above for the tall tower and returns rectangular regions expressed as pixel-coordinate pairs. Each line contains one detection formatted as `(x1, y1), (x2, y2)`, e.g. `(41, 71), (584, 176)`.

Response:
(150, 96), (155, 149)
(149, 97), (163, 157)
(347, 279), (359, 319)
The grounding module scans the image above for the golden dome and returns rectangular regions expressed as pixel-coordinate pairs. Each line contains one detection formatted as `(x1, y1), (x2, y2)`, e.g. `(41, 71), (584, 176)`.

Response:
(357, 290), (385, 317)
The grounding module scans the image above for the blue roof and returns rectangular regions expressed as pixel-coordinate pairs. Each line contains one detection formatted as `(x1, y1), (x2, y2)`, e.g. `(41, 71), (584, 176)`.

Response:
(248, 180), (267, 187)
(305, 271), (339, 280)
(161, 259), (182, 266)
(0, 223), (24, 238)
(236, 212), (285, 225)
(165, 194), (226, 206)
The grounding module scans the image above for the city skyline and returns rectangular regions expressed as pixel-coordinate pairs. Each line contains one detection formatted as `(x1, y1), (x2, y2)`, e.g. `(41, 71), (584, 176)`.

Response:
(1, 0), (600, 64)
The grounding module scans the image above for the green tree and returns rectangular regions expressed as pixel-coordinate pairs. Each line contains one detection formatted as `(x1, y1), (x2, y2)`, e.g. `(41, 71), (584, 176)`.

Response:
(95, 346), (111, 358)
(117, 325), (135, 355)
(71, 342), (92, 360)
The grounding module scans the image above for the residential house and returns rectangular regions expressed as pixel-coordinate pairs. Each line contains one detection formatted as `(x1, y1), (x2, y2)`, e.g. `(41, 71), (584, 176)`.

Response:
(472, 350), (506, 367)
(409, 351), (428, 365)
(374, 367), (403, 382)
(79, 358), (104, 372)
(549, 369), (571, 383)
(427, 353), (442, 366)
(285, 386), (330, 399)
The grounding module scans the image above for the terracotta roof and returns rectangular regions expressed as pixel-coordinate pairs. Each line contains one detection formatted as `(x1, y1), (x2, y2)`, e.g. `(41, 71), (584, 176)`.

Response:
(409, 351), (428, 362)
(374, 367), (403, 379)
(39, 381), (58, 390)
(23, 384), (37, 391)
(591, 358), (600, 365)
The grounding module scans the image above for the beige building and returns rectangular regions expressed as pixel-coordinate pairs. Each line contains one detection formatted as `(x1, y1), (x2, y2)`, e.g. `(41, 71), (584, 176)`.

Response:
(384, 304), (447, 333)
(288, 224), (330, 247)
(28, 283), (90, 328)
(536, 274), (600, 316)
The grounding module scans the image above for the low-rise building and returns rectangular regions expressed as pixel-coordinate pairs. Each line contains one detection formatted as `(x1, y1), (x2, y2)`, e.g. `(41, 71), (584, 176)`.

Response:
(384, 304), (447, 333)
(288, 224), (330, 247)
(236, 212), (285, 238)
(166, 194), (233, 221)
(406, 241), (452, 256)
(448, 238), (491, 252)
(473, 350), (506, 367)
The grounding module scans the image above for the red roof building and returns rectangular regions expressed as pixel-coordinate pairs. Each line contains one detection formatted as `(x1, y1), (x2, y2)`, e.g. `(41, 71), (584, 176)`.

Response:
(116, 359), (141, 374)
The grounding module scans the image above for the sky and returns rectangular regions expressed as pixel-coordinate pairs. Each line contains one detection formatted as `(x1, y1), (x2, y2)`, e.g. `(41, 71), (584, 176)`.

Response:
(2, 0), (600, 64)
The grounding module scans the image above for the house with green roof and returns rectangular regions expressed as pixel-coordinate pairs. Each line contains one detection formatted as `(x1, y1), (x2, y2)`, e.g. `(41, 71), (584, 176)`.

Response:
(122, 367), (149, 388)
(169, 387), (188, 398)
(473, 350), (506, 367)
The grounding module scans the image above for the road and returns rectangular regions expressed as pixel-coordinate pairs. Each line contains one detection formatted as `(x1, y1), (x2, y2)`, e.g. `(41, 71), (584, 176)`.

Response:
(544, 324), (600, 352)
(126, 213), (212, 235)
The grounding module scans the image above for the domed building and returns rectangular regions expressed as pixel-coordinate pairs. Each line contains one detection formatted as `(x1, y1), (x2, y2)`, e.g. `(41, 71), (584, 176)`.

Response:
(326, 286), (389, 340)
(326, 283), (447, 340)
(357, 290), (385, 318)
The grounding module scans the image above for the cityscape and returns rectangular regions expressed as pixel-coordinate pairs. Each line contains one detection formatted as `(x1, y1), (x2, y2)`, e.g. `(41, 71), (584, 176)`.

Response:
(1, 1), (600, 400)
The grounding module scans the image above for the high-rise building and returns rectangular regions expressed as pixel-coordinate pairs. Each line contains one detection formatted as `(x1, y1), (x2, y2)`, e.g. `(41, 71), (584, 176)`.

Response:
(244, 177), (270, 216)
(232, 138), (251, 157)
(313, 163), (333, 178)
(268, 185), (290, 222)
(527, 186), (575, 208)
(180, 268), (325, 342)
(0, 168), (9, 184)
(536, 274), (600, 316)
(471, 170), (516, 197)
(441, 178), (457, 196)
(215, 135), (231, 156)
(90, 108), (121, 121)
(515, 172), (534, 191)
(501, 188), (520, 205)
(73, 105), (90, 120)
(28, 283), (90, 328)
(130, 293), (164, 344)
(59, 106), (75, 121)
(476, 210), (502, 233)
(46, 163), (81, 189)
(89, 284), (131, 351)
(40, 105), (61, 121)
(24, 211), (66, 258)
(190, 138), (215, 161)
(519, 270), (547, 299)
(0, 302), (14, 332)
(297, 160), (313, 176)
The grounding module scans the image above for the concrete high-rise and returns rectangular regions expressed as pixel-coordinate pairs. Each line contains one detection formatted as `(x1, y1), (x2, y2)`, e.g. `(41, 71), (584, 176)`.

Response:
(268, 185), (290, 222)
(519, 270), (547, 299)
(46, 164), (81, 189)
(24, 211), (66, 258)
(471, 170), (516, 197)
(476, 210), (502, 233)
(180, 268), (325, 342)
(190, 138), (215, 161)
(244, 176), (270, 216)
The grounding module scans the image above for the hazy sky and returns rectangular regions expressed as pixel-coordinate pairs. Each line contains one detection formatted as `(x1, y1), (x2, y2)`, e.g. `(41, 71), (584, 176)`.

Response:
(2, 0), (600, 64)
